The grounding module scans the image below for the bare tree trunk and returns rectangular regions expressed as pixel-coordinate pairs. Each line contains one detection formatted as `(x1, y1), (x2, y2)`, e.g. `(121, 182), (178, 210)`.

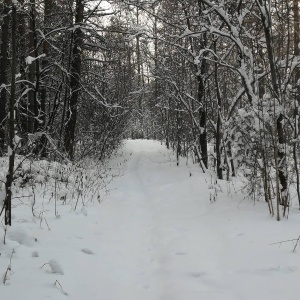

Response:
(17, 0), (29, 149)
(293, 0), (300, 209)
(135, 1), (144, 138)
(37, 0), (53, 156)
(176, 101), (182, 166)
(27, 0), (38, 134)
(58, 32), (73, 150)
(0, 0), (10, 154)
(2, 1), (17, 226)
(198, 74), (208, 168)
(64, 0), (84, 159)
(214, 42), (223, 179)
(258, 0), (287, 212)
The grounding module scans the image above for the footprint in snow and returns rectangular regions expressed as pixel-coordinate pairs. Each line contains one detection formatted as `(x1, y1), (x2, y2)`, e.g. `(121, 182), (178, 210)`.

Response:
(81, 248), (94, 255)
(231, 232), (244, 237)
(189, 271), (207, 278)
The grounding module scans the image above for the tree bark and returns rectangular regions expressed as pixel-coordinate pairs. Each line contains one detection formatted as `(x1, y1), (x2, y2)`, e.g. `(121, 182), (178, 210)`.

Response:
(198, 74), (208, 168)
(293, 0), (300, 209)
(27, 0), (38, 134)
(214, 42), (223, 179)
(64, 0), (84, 159)
(37, 0), (54, 156)
(2, 1), (17, 226)
(17, 0), (29, 148)
(0, 0), (10, 154)
(258, 0), (287, 210)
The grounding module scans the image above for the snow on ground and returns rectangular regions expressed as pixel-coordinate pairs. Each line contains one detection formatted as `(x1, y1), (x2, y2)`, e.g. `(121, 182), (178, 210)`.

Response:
(1, 139), (300, 299)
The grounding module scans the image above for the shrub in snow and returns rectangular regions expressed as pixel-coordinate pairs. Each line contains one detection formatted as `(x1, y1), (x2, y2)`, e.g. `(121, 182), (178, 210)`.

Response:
(0, 155), (111, 207)
(80, 206), (87, 216)
(32, 251), (39, 257)
(0, 190), (5, 203)
(49, 259), (64, 275)
(7, 227), (34, 247)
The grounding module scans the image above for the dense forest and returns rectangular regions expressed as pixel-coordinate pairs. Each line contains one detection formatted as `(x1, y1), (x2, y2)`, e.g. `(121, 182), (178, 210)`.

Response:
(1, 0), (300, 223)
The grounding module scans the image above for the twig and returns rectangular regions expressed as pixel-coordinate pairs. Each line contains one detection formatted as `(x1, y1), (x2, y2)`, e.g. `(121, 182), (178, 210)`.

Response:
(54, 280), (68, 296)
(12, 195), (33, 199)
(3, 224), (7, 245)
(270, 235), (300, 252)
(31, 186), (36, 217)
(293, 235), (300, 252)
(44, 217), (51, 230)
(3, 249), (15, 284)
(40, 262), (50, 269)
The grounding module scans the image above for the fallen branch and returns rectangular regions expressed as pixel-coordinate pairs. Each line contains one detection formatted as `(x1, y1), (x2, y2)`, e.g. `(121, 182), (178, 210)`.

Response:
(270, 235), (300, 252)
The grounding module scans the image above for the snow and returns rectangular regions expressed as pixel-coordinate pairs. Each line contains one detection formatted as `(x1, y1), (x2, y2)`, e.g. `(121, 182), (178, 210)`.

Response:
(7, 146), (12, 156)
(48, 259), (64, 275)
(13, 135), (21, 147)
(25, 56), (36, 65)
(179, 28), (193, 38)
(0, 190), (5, 203)
(1, 139), (300, 299)
(25, 54), (46, 65)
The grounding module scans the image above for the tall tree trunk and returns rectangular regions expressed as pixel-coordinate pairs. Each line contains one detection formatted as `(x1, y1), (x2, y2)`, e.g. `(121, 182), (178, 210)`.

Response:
(182, 0), (208, 168)
(64, 0), (84, 159)
(258, 0), (287, 213)
(135, 1), (144, 138)
(293, 0), (300, 209)
(214, 42), (223, 179)
(17, 0), (29, 148)
(37, 0), (53, 156)
(59, 32), (73, 150)
(198, 74), (208, 168)
(2, 1), (17, 226)
(0, 0), (10, 154)
(176, 101), (182, 166)
(27, 0), (38, 134)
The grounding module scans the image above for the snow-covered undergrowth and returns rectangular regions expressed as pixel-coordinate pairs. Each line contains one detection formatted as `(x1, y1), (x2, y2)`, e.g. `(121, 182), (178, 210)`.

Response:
(0, 140), (300, 300)
(0, 152), (123, 290)
(0, 154), (115, 211)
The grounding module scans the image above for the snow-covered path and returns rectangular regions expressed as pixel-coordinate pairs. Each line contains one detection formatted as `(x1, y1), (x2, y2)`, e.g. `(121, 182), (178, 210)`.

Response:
(75, 140), (300, 300)
(108, 140), (224, 299)
(94, 140), (224, 300)
(1, 139), (300, 300)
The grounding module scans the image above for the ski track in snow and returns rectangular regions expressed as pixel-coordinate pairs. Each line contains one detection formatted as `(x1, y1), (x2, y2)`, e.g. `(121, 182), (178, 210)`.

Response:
(1, 139), (300, 300)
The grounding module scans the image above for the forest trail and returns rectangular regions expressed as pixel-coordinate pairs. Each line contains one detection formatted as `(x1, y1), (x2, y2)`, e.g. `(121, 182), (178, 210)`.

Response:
(84, 140), (300, 300)
(1, 140), (300, 300)
(109, 140), (225, 300)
